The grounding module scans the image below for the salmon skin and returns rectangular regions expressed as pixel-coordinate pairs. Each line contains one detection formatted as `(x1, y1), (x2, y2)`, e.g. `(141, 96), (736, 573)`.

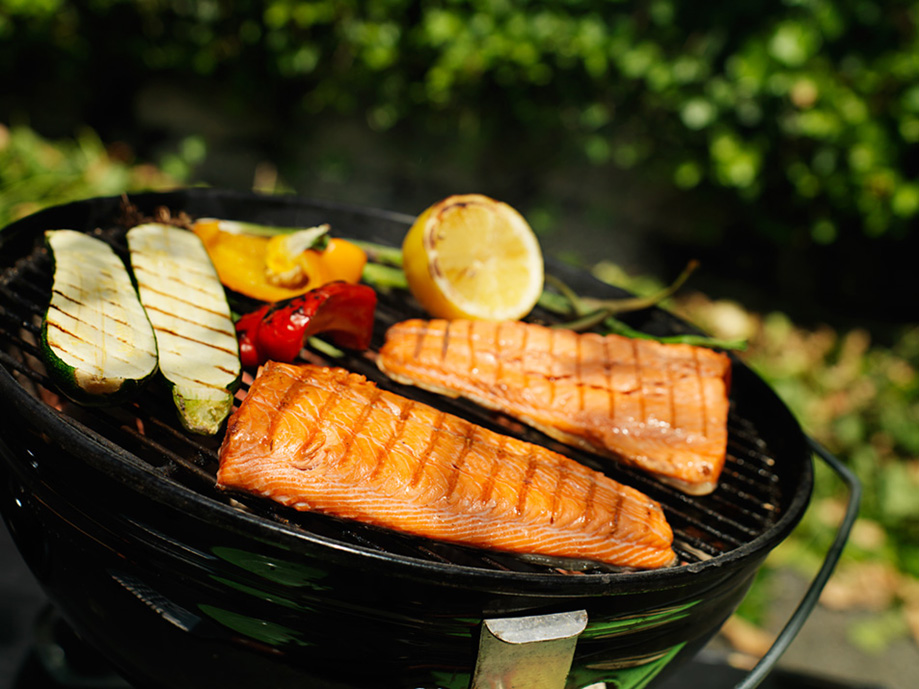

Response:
(377, 319), (732, 495)
(216, 361), (676, 570)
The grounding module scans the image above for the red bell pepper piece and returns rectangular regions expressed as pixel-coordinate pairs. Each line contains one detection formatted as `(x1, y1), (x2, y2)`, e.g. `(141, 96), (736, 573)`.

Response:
(236, 282), (377, 367)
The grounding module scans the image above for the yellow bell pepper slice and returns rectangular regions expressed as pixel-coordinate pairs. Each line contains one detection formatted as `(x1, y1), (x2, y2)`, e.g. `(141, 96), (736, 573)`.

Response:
(191, 219), (367, 303)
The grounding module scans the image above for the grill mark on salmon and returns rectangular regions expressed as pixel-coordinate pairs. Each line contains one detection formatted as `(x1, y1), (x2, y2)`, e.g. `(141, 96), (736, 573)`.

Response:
(378, 319), (732, 495)
(440, 320), (451, 362)
(695, 348), (709, 439)
(216, 362), (676, 570)
(667, 349), (677, 430)
(610, 485), (625, 537)
(632, 339), (646, 426)
(583, 472), (598, 527)
(411, 408), (446, 489)
(369, 398), (415, 481)
(493, 321), (504, 390)
(515, 449), (537, 516)
(603, 337), (615, 422)
(444, 426), (476, 500)
(292, 370), (346, 464)
(413, 320), (428, 361)
(547, 327), (557, 408)
(340, 386), (384, 463)
(465, 322), (475, 381)
(269, 374), (312, 448)
(576, 334), (585, 415)
(548, 456), (567, 525)
(479, 436), (505, 508)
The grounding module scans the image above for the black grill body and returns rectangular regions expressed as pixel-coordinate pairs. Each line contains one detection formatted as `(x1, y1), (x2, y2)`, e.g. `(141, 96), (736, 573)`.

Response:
(0, 189), (813, 689)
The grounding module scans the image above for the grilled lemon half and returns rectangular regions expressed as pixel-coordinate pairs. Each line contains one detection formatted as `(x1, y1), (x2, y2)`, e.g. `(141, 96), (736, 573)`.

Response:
(402, 194), (544, 321)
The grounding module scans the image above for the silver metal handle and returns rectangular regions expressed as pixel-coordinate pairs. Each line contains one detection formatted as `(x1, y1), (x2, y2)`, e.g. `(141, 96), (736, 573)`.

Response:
(472, 609), (588, 689)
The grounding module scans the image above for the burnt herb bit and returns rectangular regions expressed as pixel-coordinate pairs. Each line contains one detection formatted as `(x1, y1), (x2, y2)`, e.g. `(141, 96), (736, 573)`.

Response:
(117, 195), (193, 230)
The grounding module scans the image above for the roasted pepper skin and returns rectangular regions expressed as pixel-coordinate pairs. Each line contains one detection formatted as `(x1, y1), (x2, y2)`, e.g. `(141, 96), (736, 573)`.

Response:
(193, 220), (367, 302)
(236, 282), (377, 367)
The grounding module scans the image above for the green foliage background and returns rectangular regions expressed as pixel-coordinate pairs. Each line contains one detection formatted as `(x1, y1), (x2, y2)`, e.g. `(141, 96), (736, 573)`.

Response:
(4, 0), (918, 247)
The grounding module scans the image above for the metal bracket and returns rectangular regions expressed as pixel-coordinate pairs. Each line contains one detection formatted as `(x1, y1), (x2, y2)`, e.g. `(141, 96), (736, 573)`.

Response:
(471, 609), (588, 689)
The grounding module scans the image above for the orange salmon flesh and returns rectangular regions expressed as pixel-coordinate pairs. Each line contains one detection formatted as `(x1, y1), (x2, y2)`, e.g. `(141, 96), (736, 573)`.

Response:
(377, 319), (732, 495)
(216, 361), (677, 570)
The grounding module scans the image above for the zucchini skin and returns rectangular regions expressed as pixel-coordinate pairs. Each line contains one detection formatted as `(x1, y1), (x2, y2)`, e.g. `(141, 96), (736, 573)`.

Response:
(126, 223), (241, 435)
(40, 321), (156, 406)
(41, 230), (159, 406)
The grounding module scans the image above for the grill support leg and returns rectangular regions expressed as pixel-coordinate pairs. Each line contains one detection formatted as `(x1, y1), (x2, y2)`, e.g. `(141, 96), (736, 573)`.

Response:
(471, 610), (588, 689)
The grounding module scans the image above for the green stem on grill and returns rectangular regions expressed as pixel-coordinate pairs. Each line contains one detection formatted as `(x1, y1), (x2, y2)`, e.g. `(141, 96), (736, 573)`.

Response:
(540, 260), (699, 318)
(542, 263), (746, 350)
(351, 239), (404, 267)
(600, 316), (748, 350)
(360, 261), (408, 291)
(352, 240), (746, 350)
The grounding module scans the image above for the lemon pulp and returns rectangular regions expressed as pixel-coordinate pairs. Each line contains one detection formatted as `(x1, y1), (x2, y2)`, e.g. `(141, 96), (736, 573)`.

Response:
(402, 194), (544, 321)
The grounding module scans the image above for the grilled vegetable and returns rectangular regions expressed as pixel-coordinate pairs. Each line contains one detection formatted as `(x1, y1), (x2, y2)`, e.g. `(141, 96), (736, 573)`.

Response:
(236, 281), (377, 367)
(41, 230), (158, 405)
(191, 219), (367, 302)
(126, 223), (241, 435)
(264, 224), (366, 289)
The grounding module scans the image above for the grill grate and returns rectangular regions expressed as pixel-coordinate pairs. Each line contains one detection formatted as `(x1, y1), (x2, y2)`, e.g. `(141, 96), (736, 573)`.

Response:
(0, 221), (788, 574)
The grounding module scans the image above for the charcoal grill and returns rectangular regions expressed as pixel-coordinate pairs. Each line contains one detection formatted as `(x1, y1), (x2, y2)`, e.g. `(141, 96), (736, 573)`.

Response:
(0, 189), (859, 689)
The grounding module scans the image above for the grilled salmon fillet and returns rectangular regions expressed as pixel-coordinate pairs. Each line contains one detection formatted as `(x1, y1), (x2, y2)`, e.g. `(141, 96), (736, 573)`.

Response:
(377, 319), (732, 495)
(216, 361), (676, 570)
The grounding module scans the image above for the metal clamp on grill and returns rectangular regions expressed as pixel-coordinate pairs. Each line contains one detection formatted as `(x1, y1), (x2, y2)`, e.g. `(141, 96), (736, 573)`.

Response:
(474, 610), (588, 689)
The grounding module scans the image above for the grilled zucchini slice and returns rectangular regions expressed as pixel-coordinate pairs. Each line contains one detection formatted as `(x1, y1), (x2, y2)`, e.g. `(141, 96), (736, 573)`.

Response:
(126, 223), (241, 435)
(41, 230), (159, 405)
